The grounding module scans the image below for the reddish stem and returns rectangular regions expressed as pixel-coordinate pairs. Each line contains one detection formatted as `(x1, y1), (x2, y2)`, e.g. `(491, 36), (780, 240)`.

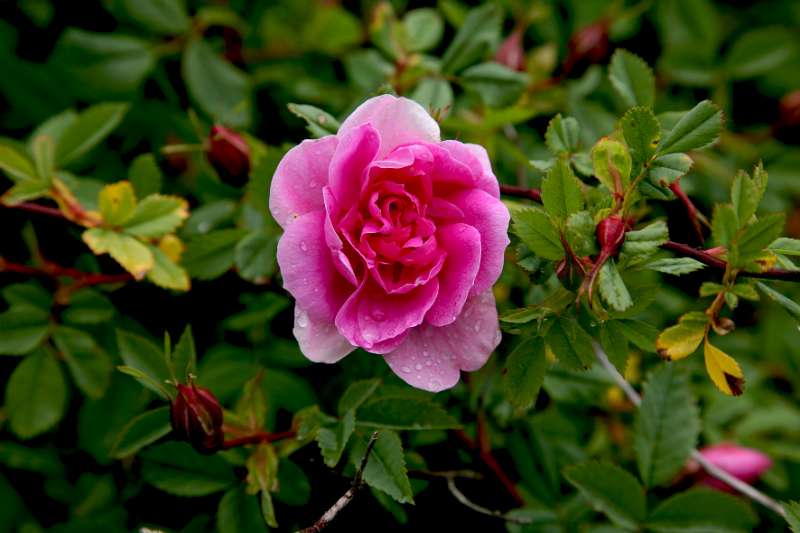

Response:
(1, 201), (66, 220)
(0, 258), (132, 287)
(221, 430), (296, 449)
(499, 184), (542, 203)
(453, 429), (524, 506)
(669, 180), (705, 243)
(661, 241), (800, 281)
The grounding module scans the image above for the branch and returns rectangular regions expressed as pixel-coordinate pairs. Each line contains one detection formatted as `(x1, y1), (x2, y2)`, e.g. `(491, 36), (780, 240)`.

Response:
(453, 429), (525, 506)
(661, 241), (800, 281)
(297, 431), (379, 533)
(221, 430), (296, 449)
(499, 184), (541, 203)
(0, 257), (133, 287)
(444, 475), (533, 525)
(669, 180), (707, 243)
(1, 201), (66, 220)
(593, 342), (787, 519)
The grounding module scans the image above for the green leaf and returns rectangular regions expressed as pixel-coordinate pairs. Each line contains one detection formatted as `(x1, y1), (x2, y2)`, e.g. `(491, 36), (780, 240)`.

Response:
(141, 442), (236, 496)
(785, 500), (800, 533)
(410, 78), (454, 116)
(597, 260), (633, 312)
(110, 406), (171, 458)
(592, 138), (632, 193)
(757, 282), (800, 324)
(711, 204), (738, 247)
(769, 237), (800, 256)
(82, 228), (153, 279)
(644, 257), (706, 275)
(317, 411), (355, 467)
(609, 49), (655, 109)
(146, 244), (190, 291)
(635, 364), (699, 487)
(235, 230), (277, 283)
(217, 485), (269, 533)
(356, 396), (460, 430)
(275, 460), (311, 506)
(460, 62), (530, 108)
(647, 153), (693, 187)
(183, 228), (248, 280)
(565, 211), (598, 256)
(622, 220), (668, 256)
(599, 321), (630, 372)
(440, 3), (502, 74)
(656, 100), (723, 156)
(545, 316), (594, 370)
(55, 102), (130, 166)
(499, 287), (574, 325)
(402, 8), (443, 52)
(0, 144), (37, 181)
(171, 325), (196, 382)
(647, 488), (757, 532)
(338, 378), (381, 416)
(6, 349), (68, 439)
(116, 330), (171, 395)
(617, 319), (658, 353)
(737, 212), (785, 260)
(122, 194), (189, 238)
(656, 311), (708, 360)
(564, 462), (646, 529)
(724, 27), (795, 80)
(354, 430), (414, 504)
(31, 135), (55, 183)
(621, 106), (660, 166)
(545, 114), (580, 155)
(503, 335), (548, 411)
(121, 0), (189, 35)
(512, 208), (564, 261)
(52, 326), (112, 399)
(541, 160), (584, 222)
(731, 170), (759, 226)
(128, 153), (162, 197)
(287, 103), (340, 137)
(1, 177), (52, 204)
(0, 306), (50, 355)
(98, 181), (137, 226)
(183, 38), (252, 128)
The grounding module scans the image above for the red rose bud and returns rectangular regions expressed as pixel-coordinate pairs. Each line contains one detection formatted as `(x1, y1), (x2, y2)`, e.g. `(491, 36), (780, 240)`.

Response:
(207, 125), (250, 185)
(495, 29), (526, 72)
(170, 383), (224, 454)
(596, 215), (626, 255)
(563, 19), (610, 76)
(693, 443), (772, 492)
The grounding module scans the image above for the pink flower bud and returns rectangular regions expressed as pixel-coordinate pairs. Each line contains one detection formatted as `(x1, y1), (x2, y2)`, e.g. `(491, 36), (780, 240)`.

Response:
(596, 215), (626, 255)
(170, 383), (224, 454)
(495, 29), (526, 72)
(207, 125), (250, 184)
(694, 443), (772, 492)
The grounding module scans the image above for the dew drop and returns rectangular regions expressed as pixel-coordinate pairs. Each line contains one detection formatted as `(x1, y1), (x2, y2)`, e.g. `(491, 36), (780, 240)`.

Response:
(425, 360), (432, 366)
(415, 363), (423, 371)
(372, 309), (386, 321)
(295, 310), (309, 328)
(299, 241), (308, 252)
(401, 365), (412, 373)
(473, 323), (481, 333)
(429, 379), (442, 390)
(422, 350), (429, 357)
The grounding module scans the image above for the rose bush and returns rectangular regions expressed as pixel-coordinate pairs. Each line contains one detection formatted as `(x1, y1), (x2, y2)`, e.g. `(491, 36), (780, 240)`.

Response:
(270, 95), (510, 391)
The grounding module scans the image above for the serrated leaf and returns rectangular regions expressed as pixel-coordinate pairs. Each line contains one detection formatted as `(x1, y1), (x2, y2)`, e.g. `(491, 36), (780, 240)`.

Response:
(171, 325), (197, 382)
(356, 397), (460, 430)
(635, 364), (699, 487)
(564, 462), (646, 529)
(440, 3), (501, 74)
(656, 100), (722, 156)
(1, 178), (51, 204)
(541, 159), (583, 222)
(62, 288), (114, 325)
(287, 103), (340, 137)
(769, 237), (800, 256)
(511, 208), (564, 260)
(111, 406), (171, 458)
(461, 62), (530, 108)
(0, 306), (50, 355)
(503, 335), (547, 411)
(410, 78), (454, 116)
(55, 102), (130, 166)
(599, 321), (630, 372)
(402, 8), (443, 52)
(648, 489), (757, 532)
(645, 257), (706, 275)
(731, 170), (759, 227)
(499, 287), (574, 325)
(617, 319), (658, 352)
(338, 379), (381, 416)
(0, 144), (37, 181)
(647, 153), (693, 187)
(757, 282), (800, 324)
(128, 153), (162, 197)
(122, 194), (189, 238)
(217, 485), (269, 533)
(622, 106), (660, 166)
(545, 316), (594, 369)
(609, 49), (655, 109)
(704, 339), (744, 396)
(98, 181), (137, 226)
(82, 228), (153, 279)
(737, 212), (785, 260)
(565, 211), (597, 256)
(785, 500), (800, 533)
(544, 114), (579, 155)
(141, 442), (236, 496)
(621, 220), (668, 262)
(146, 244), (190, 291)
(353, 430), (413, 504)
(592, 138), (632, 193)
(317, 411), (355, 467)
(53, 326), (112, 399)
(183, 228), (248, 280)
(711, 204), (738, 248)
(235, 229), (277, 283)
(656, 311), (708, 360)
(116, 329), (171, 395)
(31, 135), (55, 183)
(5, 349), (68, 439)
(598, 260), (633, 312)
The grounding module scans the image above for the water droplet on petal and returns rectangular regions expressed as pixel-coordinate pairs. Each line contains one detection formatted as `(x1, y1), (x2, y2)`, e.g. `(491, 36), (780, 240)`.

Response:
(429, 379), (442, 389)
(425, 360), (432, 366)
(415, 363), (422, 371)
(295, 310), (309, 328)
(299, 241), (308, 252)
(473, 323), (481, 333)
(372, 309), (386, 321)
(422, 350), (429, 357)
(401, 365), (412, 373)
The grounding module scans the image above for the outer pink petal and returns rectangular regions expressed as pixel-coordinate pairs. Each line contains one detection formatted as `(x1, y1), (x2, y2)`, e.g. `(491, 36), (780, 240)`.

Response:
(335, 277), (439, 350)
(276, 210), (353, 322)
(439, 141), (500, 197)
(384, 291), (502, 392)
(425, 224), (481, 327)
(449, 189), (510, 295)
(269, 136), (337, 228)
(293, 304), (355, 363)
(328, 124), (380, 213)
(338, 95), (440, 158)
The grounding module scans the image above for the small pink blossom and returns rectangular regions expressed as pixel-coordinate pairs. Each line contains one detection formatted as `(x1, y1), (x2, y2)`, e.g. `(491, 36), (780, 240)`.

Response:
(269, 95), (510, 392)
(694, 443), (773, 492)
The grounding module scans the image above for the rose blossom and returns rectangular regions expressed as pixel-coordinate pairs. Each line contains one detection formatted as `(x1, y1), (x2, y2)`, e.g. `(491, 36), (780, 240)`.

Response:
(693, 443), (772, 492)
(269, 95), (510, 392)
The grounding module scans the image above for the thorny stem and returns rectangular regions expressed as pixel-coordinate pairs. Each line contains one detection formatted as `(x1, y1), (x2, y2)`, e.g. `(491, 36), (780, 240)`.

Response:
(669, 179), (708, 243)
(0, 257), (133, 287)
(593, 342), (787, 519)
(499, 184), (542, 203)
(221, 430), (296, 450)
(297, 431), (380, 533)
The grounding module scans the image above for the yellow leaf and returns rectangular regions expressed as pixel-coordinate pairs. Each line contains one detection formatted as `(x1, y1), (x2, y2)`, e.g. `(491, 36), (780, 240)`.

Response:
(98, 181), (137, 226)
(158, 234), (185, 263)
(82, 228), (153, 280)
(592, 138), (632, 193)
(704, 339), (745, 396)
(656, 311), (708, 360)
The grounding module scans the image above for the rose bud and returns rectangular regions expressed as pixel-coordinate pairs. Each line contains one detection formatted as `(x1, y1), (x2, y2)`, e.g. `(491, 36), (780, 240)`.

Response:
(495, 29), (526, 72)
(693, 443), (772, 492)
(207, 124), (251, 185)
(562, 19), (610, 76)
(596, 215), (626, 256)
(170, 383), (224, 454)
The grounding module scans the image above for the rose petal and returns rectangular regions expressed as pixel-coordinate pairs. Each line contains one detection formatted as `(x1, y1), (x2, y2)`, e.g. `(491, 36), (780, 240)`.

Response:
(328, 123), (380, 214)
(425, 224), (481, 327)
(449, 189), (510, 295)
(335, 276), (439, 350)
(338, 95), (440, 158)
(269, 136), (337, 228)
(384, 291), (501, 392)
(439, 141), (501, 198)
(293, 304), (354, 363)
(276, 210), (353, 321)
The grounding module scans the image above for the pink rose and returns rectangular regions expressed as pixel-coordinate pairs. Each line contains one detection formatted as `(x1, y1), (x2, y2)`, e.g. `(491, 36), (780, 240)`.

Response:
(269, 95), (510, 392)
(692, 443), (772, 492)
